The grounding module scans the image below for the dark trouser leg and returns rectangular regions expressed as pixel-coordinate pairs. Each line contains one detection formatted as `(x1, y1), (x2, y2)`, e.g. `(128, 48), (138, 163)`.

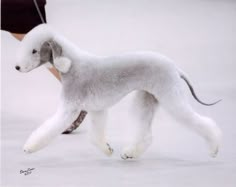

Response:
(62, 111), (88, 134)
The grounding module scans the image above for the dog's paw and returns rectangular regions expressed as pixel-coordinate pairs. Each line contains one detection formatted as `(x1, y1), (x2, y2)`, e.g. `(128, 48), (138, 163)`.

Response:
(121, 135), (152, 160)
(121, 153), (134, 160)
(98, 142), (113, 156)
(201, 118), (222, 157)
(207, 124), (222, 158)
(23, 129), (51, 154)
(120, 145), (142, 160)
(104, 143), (114, 156)
(91, 140), (114, 156)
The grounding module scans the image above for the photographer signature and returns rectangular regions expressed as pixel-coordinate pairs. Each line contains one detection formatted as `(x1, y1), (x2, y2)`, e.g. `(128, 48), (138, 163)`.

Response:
(20, 168), (35, 176)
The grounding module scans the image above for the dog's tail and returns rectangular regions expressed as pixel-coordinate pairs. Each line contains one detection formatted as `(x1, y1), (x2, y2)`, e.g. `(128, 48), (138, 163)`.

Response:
(178, 69), (221, 106)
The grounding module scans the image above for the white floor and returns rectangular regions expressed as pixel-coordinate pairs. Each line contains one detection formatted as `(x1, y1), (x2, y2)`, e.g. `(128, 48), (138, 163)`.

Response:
(1, 0), (236, 187)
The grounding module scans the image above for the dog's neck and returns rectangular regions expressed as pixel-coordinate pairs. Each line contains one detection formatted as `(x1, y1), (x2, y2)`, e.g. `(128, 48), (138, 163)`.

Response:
(53, 35), (100, 85)
(54, 35), (95, 62)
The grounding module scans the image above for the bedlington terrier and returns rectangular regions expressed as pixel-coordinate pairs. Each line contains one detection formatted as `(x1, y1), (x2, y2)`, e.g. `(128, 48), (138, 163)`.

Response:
(16, 24), (222, 159)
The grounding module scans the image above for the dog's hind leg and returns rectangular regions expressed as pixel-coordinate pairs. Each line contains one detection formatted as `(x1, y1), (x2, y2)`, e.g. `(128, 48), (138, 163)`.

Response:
(89, 110), (113, 156)
(121, 91), (158, 160)
(159, 89), (222, 157)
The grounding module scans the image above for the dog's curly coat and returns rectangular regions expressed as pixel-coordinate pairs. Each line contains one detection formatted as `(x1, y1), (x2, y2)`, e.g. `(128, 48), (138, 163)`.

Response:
(16, 24), (222, 159)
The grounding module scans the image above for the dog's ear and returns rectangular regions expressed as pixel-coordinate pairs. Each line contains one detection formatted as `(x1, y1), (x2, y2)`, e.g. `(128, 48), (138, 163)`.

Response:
(40, 41), (53, 63)
(40, 40), (72, 73)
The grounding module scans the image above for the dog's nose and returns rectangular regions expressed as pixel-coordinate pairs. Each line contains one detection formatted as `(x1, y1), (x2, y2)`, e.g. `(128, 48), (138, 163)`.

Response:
(15, 66), (20, 71)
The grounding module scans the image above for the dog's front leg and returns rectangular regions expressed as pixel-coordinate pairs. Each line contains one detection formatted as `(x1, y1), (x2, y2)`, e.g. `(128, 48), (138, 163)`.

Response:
(89, 110), (113, 156)
(23, 102), (80, 153)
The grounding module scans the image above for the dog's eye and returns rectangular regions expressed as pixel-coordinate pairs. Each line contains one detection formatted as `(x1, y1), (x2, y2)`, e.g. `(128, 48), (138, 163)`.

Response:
(32, 49), (37, 54)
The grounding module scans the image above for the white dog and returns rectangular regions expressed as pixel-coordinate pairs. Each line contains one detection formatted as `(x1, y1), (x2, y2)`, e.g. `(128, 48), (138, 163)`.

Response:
(16, 24), (222, 159)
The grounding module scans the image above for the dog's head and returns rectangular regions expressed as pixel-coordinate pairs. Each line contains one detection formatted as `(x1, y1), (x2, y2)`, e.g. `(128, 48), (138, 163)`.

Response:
(16, 24), (71, 73)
